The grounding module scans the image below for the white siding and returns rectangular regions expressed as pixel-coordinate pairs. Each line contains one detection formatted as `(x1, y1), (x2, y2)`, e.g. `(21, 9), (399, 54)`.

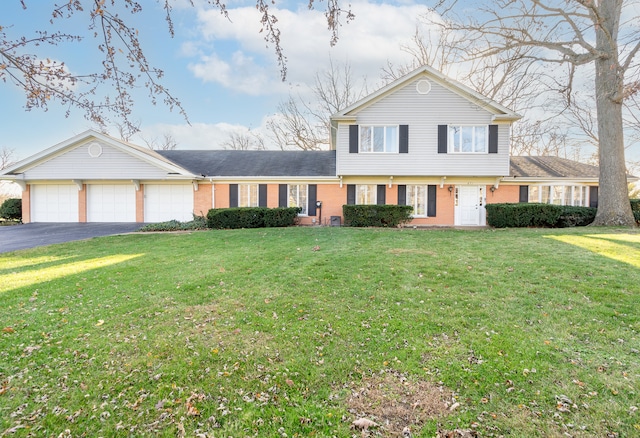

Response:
(336, 78), (511, 176)
(31, 185), (79, 222)
(87, 184), (136, 222)
(23, 141), (171, 180)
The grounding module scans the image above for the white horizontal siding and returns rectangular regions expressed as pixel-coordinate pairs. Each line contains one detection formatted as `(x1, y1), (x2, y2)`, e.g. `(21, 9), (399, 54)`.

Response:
(336, 78), (511, 176)
(23, 141), (171, 180)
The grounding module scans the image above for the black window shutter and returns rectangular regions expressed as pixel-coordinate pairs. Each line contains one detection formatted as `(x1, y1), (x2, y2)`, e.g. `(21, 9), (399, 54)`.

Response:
(259, 184), (268, 207)
(397, 185), (407, 205)
(438, 125), (448, 154)
(278, 184), (288, 207)
(229, 184), (238, 208)
(347, 184), (356, 205)
(377, 185), (386, 205)
(427, 185), (437, 217)
(399, 125), (409, 153)
(488, 125), (498, 154)
(349, 125), (359, 154)
(308, 184), (317, 216)
(589, 186), (599, 208)
(519, 186), (529, 203)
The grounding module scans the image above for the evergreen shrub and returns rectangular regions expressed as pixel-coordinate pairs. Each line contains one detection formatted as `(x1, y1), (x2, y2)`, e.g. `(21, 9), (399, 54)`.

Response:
(0, 198), (22, 221)
(206, 207), (301, 229)
(342, 204), (414, 227)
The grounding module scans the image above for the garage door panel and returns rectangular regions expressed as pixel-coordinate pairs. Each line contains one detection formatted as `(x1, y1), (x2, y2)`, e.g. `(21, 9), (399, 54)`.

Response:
(87, 184), (136, 222)
(144, 185), (194, 222)
(31, 185), (79, 222)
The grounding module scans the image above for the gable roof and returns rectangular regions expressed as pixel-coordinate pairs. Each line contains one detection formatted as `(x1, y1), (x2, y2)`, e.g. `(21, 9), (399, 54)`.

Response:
(157, 150), (337, 178)
(509, 156), (600, 179)
(0, 130), (199, 179)
(332, 65), (522, 122)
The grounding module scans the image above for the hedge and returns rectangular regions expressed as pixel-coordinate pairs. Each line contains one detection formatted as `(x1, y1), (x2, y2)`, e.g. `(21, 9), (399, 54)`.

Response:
(206, 207), (302, 229)
(486, 203), (596, 228)
(139, 215), (207, 232)
(342, 204), (414, 227)
(631, 199), (640, 224)
(0, 198), (22, 221)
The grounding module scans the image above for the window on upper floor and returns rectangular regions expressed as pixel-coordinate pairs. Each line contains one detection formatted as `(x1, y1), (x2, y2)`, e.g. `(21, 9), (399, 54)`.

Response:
(449, 125), (487, 153)
(288, 184), (308, 215)
(239, 183), (259, 207)
(406, 185), (428, 217)
(529, 185), (590, 207)
(360, 126), (398, 153)
(356, 184), (377, 204)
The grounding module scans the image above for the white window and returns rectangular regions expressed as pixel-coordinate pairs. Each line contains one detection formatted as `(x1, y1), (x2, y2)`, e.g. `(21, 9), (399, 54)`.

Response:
(288, 184), (308, 215)
(449, 125), (487, 153)
(360, 126), (398, 153)
(406, 185), (428, 217)
(239, 183), (259, 207)
(529, 185), (590, 207)
(356, 185), (377, 204)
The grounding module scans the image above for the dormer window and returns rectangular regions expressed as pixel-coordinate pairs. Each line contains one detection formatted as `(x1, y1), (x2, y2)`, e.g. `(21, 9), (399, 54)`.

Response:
(360, 126), (398, 153)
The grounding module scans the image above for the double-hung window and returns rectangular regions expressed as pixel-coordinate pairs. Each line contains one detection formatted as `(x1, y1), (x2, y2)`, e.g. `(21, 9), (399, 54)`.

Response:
(360, 126), (398, 153)
(239, 183), (259, 207)
(356, 184), (377, 204)
(406, 185), (428, 217)
(449, 126), (487, 153)
(288, 184), (308, 215)
(529, 185), (590, 206)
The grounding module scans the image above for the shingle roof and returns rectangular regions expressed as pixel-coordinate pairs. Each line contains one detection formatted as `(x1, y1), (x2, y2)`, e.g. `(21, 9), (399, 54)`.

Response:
(156, 150), (607, 180)
(509, 156), (600, 179)
(156, 150), (336, 177)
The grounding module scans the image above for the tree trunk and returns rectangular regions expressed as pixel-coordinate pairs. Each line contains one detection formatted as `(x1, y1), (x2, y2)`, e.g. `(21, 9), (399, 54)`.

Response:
(591, 0), (635, 226)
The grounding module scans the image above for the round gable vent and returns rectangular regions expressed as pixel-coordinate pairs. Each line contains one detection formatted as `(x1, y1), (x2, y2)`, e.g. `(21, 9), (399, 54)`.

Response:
(88, 142), (103, 158)
(416, 79), (432, 95)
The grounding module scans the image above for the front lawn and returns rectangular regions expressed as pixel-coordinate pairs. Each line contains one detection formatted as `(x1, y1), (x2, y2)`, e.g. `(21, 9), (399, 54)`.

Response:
(1, 227), (639, 437)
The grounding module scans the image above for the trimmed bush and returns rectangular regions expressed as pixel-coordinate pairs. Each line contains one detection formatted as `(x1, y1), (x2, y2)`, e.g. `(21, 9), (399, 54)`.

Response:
(139, 215), (207, 232)
(631, 199), (640, 224)
(0, 198), (22, 221)
(206, 207), (301, 229)
(342, 204), (414, 227)
(486, 203), (596, 228)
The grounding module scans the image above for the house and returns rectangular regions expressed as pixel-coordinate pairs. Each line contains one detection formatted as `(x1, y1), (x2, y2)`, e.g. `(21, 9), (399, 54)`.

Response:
(0, 66), (614, 226)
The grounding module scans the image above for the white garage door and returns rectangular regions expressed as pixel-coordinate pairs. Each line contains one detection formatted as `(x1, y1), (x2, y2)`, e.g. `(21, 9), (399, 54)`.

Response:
(31, 185), (79, 222)
(144, 185), (194, 222)
(87, 184), (136, 222)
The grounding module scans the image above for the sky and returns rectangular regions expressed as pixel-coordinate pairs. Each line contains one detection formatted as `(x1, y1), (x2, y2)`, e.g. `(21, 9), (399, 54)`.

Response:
(0, 0), (439, 161)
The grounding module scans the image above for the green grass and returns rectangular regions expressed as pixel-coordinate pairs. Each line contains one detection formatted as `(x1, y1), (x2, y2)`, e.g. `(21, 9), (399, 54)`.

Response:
(1, 227), (639, 437)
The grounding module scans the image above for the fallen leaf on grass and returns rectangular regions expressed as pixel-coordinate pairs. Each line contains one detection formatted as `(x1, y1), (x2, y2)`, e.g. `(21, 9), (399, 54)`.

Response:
(352, 418), (379, 430)
(2, 327), (15, 333)
(96, 320), (104, 326)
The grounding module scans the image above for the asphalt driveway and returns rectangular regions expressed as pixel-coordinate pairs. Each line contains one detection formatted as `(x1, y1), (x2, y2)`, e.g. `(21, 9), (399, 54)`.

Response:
(0, 223), (144, 253)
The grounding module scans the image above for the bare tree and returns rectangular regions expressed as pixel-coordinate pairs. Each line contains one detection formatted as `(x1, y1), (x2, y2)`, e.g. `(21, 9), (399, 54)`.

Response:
(268, 60), (367, 150)
(0, 1), (353, 135)
(142, 133), (178, 151)
(0, 147), (15, 170)
(221, 130), (265, 151)
(430, 0), (639, 226)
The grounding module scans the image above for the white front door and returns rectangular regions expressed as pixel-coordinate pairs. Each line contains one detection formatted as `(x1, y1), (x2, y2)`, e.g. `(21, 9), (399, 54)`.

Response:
(455, 185), (486, 226)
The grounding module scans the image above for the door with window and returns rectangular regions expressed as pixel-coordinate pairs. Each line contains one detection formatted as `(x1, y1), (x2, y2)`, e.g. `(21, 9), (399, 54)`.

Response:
(455, 186), (486, 226)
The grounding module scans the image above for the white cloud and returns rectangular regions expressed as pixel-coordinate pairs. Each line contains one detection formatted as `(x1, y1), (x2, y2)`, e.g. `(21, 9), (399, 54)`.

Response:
(186, 1), (435, 94)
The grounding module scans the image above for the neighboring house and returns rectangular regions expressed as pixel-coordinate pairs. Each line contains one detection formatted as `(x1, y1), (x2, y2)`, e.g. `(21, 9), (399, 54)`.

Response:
(0, 66), (626, 226)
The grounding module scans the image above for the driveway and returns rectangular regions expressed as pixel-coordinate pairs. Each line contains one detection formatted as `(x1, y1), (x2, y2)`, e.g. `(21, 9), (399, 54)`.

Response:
(0, 223), (144, 254)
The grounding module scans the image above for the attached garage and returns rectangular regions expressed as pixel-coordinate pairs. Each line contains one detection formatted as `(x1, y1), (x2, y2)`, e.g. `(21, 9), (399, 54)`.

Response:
(31, 184), (79, 222)
(87, 184), (136, 222)
(144, 184), (194, 222)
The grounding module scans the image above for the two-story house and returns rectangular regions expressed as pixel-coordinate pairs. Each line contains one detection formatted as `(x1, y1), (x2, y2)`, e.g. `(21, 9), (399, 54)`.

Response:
(0, 66), (606, 225)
